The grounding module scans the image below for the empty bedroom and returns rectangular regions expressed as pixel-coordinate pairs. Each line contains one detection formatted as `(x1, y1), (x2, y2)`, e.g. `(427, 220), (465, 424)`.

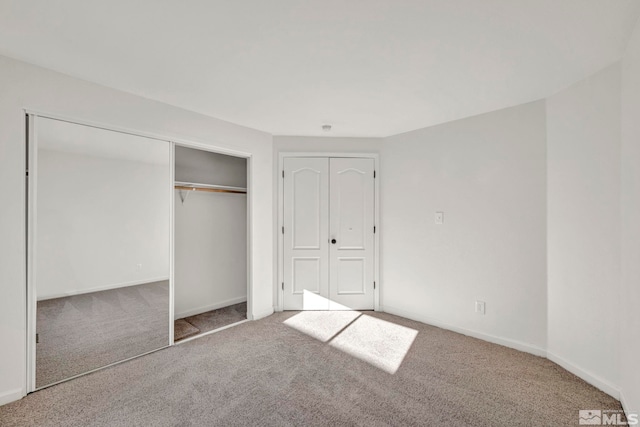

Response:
(1, 1), (639, 426)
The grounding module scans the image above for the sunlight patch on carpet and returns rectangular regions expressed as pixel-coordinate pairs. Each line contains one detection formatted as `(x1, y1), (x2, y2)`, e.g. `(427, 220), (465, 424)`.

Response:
(284, 309), (417, 374)
(283, 311), (361, 342)
(329, 314), (417, 374)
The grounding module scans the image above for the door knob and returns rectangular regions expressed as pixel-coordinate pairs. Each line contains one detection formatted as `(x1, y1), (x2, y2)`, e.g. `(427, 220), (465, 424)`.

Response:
(331, 239), (337, 244)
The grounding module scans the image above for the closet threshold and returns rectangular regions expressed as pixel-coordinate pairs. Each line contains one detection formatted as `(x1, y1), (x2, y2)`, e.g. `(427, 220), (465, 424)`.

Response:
(174, 319), (249, 345)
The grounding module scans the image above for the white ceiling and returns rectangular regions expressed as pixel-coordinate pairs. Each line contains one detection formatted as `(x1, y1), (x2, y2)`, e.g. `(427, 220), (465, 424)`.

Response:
(1, 1), (639, 137)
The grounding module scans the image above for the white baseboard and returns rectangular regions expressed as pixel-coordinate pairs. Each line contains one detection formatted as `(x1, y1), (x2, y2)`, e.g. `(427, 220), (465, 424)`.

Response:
(382, 305), (625, 403)
(619, 390), (639, 424)
(38, 276), (170, 301)
(175, 296), (247, 320)
(0, 388), (24, 407)
(382, 305), (547, 357)
(547, 351), (620, 399)
(620, 390), (629, 419)
(252, 307), (275, 321)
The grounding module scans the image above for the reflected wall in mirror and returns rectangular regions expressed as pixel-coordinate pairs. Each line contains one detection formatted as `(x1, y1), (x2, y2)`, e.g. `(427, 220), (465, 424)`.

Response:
(32, 117), (171, 388)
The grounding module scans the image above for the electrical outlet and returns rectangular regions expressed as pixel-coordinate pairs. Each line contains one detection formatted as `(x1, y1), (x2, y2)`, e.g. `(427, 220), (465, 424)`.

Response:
(136, 263), (143, 270)
(475, 301), (486, 315)
(435, 211), (444, 224)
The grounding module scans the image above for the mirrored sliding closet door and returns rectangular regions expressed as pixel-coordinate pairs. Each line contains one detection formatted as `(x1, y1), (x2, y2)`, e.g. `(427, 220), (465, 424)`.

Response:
(28, 116), (171, 389)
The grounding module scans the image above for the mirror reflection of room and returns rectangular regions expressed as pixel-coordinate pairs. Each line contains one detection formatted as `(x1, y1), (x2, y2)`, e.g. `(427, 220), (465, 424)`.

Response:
(34, 118), (171, 388)
(173, 146), (248, 342)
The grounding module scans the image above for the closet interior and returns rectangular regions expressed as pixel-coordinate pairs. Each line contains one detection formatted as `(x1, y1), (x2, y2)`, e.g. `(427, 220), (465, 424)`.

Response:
(173, 146), (248, 342)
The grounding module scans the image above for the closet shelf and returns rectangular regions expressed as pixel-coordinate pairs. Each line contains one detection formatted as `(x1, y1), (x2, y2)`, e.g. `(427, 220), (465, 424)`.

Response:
(174, 181), (247, 194)
(175, 181), (246, 204)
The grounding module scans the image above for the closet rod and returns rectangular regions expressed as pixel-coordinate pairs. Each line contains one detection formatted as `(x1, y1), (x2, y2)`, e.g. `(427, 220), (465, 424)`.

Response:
(174, 185), (246, 194)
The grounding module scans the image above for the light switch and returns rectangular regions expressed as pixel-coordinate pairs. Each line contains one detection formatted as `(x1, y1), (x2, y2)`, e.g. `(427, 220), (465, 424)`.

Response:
(435, 212), (444, 224)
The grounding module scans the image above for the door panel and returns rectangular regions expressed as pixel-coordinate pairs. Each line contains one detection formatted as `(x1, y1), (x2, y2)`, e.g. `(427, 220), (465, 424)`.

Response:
(283, 158), (329, 310)
(293, 257), (321, 294)
(292, 168), (323, 249)
(30, 116), (171, 390)
(336, 168), (367, 249)
(336, 257), (366, 294)
(329, 158), (375, 310)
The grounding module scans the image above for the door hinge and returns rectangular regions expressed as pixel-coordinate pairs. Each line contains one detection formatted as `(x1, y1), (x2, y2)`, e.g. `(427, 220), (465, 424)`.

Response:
(374, 170), (376, 178)
(374, 226), (376, 234)
(282, 282), (284, 291)
(282, 170), (284, 178)
(26, 170), (29, 177)
(374, 281), (376, 290)
(282, 226), (284, 234)
(36, 333), (39, 344)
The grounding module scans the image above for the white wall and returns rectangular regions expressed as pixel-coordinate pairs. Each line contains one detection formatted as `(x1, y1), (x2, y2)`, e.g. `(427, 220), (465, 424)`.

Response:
(175, 145), (247, 187)
(381, 101), (548, 354)
(546, 63), (621, 396)
(0, 54), (273, 405)
(621, 17), (640, 415)
(273, 136), (383, 154)
(174, 191), (247, 318)
(37, 149), (170, 299)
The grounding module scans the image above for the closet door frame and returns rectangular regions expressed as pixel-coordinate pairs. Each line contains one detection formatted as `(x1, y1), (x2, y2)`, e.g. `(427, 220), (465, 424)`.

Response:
(277, 152), (380, 312)
(171, 140), (254, 334)
(25, 109), (254, 393)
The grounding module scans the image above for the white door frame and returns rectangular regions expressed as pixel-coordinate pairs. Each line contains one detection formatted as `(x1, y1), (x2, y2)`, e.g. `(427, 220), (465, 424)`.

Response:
(277, 152), (380, 312)
(172, 140), (254, 327)
(24, 109), (254, 393)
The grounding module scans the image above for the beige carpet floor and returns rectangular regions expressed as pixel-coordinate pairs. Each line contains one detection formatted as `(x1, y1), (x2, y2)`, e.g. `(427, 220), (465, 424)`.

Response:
(173, 319), (200, 341)
(0, 311), (624, 426)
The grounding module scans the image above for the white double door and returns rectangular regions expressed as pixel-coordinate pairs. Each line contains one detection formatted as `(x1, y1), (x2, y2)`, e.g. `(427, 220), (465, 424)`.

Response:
(283, 157), (375, 310)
